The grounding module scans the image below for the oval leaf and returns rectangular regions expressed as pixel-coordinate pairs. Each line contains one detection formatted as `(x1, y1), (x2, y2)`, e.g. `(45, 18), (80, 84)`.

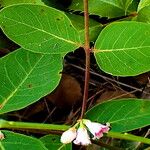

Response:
(0, 4), (81, 54)
(0, 130), (47, 150)
(0, 0), (44, 7)
(69, 0), (135, 18)
(94, 21), (150, 76)
(0, 48), (62, 114)
(86, 99), (150, 132)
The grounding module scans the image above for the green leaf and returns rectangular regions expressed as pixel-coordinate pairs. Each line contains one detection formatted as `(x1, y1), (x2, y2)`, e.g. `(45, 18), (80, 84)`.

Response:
(0, 130), (48, 150)
(66, 13), (103, 42)
(137, 0), (150, 11)
(94, 21), (150, 76)
(40, 134), (72, 150)
(0, 48), (62, 114)
(136, 0), (150, 23)
(137, 6), (150, 23)
(0, 4), (81, 54)
(86, 99), (150, 132)
(0, 0), (44, 7)
(127, 0), (139, 13)
(0, 0), (64, 11)
(69, 0), (135, 18)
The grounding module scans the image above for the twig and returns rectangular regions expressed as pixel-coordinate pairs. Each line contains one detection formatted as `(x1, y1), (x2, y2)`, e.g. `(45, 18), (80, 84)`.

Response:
(69, 63), (148, 94)
(80, 0), (90, 119)
(135, 129), (150, 149)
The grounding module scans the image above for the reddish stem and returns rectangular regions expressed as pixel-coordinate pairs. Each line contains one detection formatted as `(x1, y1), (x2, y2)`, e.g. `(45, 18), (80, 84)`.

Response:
(80, 0), (90, 119)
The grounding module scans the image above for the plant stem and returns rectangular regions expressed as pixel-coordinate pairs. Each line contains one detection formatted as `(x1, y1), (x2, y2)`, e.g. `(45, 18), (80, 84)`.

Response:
(80, 0), (90, 119)
(107, 131), (150, 145)
(0, 119), (69, 132)
(1, 119), (150, 145)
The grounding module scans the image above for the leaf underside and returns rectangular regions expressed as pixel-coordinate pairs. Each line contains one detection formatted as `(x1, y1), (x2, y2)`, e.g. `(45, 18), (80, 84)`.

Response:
(0, 130), (47, 150)
(86, 99), (150, 132)
(94, 21), (150, 76)
(137, 0), (150, 11)
(0, 4), (81, 54)
(69, 0), (135, 18)
(0, 48), (62, 114)
(137, 6), (150, 23)
(40, 134), (72, 150)
(0, 0), (44, 7)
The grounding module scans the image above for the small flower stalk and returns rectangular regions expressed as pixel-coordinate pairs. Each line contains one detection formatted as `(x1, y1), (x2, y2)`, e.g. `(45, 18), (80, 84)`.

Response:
(60, 119), (110, 146)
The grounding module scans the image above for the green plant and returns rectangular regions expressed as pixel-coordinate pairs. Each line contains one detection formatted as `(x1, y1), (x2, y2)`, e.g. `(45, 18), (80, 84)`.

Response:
(0, 0), (150, 149)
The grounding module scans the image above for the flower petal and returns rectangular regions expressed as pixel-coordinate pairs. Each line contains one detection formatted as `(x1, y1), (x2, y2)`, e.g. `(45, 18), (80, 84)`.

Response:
(73, 127), (91, 145)
(84, 120), (110, 139)
(61, 127), (77, 144)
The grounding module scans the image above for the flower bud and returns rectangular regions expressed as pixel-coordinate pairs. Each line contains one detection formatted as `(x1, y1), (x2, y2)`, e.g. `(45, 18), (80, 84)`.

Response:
(61, 127), (77, 144)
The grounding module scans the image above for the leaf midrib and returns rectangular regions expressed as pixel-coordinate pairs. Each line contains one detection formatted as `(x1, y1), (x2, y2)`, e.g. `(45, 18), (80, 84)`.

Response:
(109, 112), (150, 124)
(94, 45), (150, 53)
(2, 15), (80, 46)
(1, 55), (43, 109)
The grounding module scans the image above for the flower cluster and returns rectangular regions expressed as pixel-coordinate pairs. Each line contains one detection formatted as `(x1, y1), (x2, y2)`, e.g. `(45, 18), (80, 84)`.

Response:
(61, 119), (110, 146)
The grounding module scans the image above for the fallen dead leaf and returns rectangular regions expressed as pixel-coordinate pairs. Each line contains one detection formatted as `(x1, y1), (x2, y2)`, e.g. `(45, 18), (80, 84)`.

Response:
(46, 74), (82, 107)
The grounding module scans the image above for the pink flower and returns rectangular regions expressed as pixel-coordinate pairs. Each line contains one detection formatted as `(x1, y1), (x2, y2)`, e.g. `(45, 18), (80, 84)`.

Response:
(60, 119), (110, 145)
(0, 131), (4, 140)
(73, 127), (91, 145)
(61, 127), (77, 144)
(84, 120), (110, 140)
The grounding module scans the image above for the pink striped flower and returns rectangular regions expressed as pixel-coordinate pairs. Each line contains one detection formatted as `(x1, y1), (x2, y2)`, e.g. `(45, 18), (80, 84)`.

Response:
(84, 120), (110, 140)
(60, 119), (110, 146)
